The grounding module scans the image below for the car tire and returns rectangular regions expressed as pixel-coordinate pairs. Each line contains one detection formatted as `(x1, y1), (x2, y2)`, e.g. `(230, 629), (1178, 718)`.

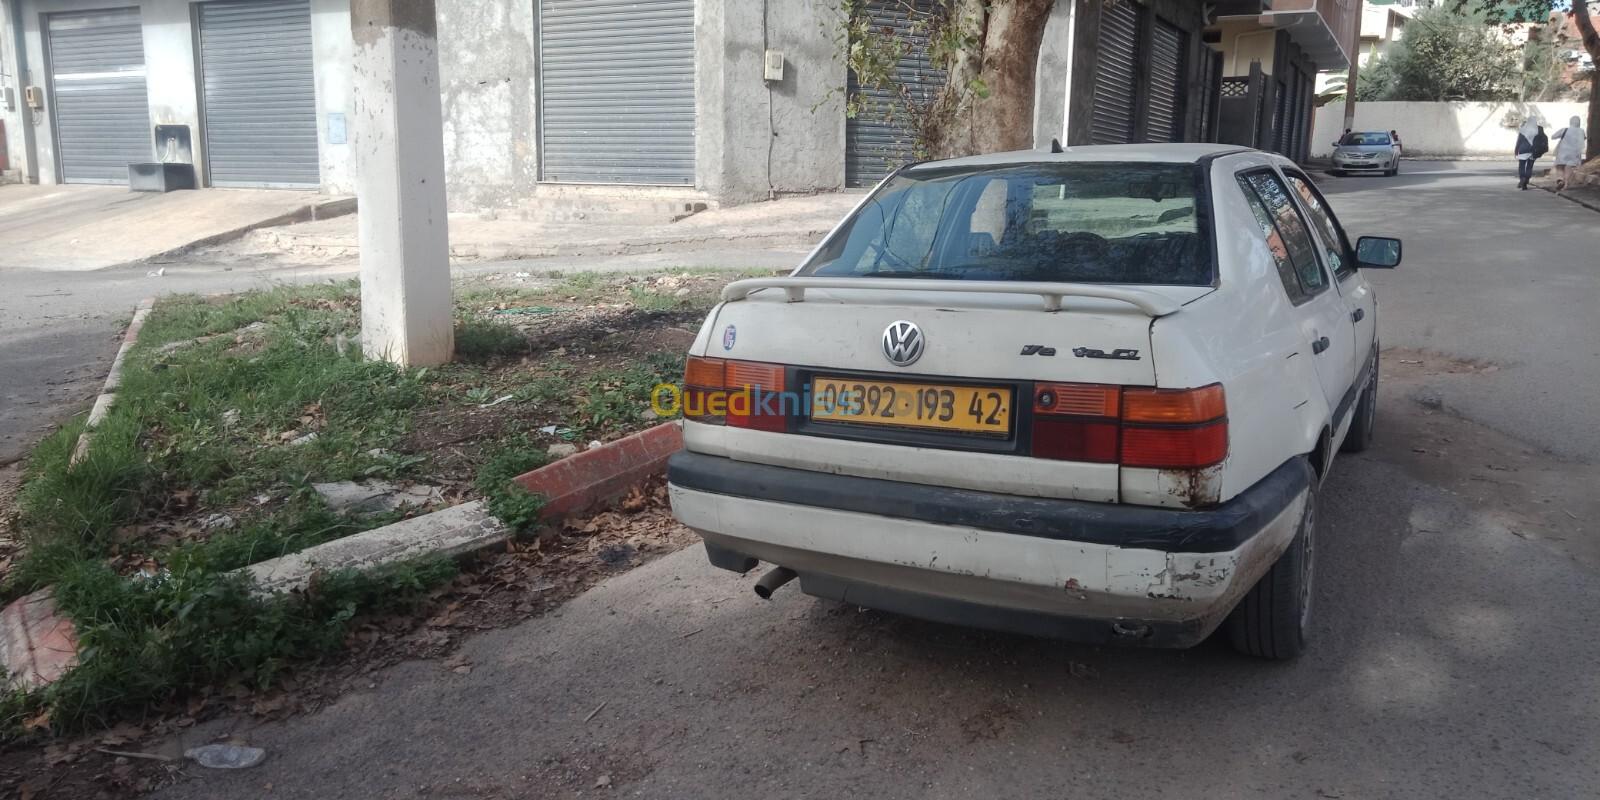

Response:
(1226, 468), (1316, 660)
(1330, 169), (1345, 177)
(1341, 351), (1378, 453)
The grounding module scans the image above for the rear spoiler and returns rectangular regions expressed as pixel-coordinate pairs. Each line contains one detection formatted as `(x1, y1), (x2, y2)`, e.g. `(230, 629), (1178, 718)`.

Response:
(720, 277), (1181, 317)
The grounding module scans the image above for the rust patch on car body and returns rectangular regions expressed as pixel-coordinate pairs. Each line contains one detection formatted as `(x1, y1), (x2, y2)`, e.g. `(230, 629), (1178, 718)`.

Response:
(1163, 464), (1224, 508)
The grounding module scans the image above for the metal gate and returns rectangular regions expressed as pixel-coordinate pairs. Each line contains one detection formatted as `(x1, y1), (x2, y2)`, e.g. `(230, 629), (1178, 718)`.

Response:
(538, 0), (695, 185)
(46, 8), (150, 185)
(845, 0), (945, 188)
(197, 0), (320, 188)
(1089, 1), (1139, 145)
(1144, 18), (1184, 143)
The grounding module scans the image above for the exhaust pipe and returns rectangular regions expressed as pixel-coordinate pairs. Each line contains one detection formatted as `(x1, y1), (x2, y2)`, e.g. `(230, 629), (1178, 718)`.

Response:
(753, 566), (797, 599)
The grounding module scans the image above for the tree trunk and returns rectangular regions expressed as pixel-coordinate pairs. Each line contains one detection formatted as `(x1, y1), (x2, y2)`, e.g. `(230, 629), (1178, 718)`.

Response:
(925, 0), (1056, 158)
(1576, 0), (1600, 159)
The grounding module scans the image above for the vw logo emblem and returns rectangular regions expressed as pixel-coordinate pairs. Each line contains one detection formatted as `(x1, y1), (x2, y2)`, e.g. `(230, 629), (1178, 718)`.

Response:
(881, 320), (925, 367)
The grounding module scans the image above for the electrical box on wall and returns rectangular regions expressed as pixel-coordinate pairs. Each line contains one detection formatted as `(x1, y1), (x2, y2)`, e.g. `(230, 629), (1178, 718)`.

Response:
(2, 87), (13, 112)
(763, 50), (784, 82)
(23, 86), (43, 110)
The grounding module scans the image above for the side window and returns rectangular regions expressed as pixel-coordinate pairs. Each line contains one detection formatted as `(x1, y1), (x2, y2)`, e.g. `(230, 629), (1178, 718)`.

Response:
(1238, 171), (1328, 302)
(1284, 173), (1354, 281)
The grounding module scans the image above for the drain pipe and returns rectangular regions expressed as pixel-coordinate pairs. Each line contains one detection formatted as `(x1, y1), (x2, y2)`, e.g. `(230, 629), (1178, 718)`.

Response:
(753, 566), (796, 599)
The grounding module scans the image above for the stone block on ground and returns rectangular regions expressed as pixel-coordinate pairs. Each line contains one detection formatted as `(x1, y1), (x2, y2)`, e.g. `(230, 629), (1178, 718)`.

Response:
(0, 589), (79, 691)
(243, 500), (507, 594)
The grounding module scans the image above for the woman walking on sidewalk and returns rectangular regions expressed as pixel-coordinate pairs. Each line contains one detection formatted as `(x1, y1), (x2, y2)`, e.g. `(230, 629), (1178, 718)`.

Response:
(1515, 117), (1549, 190)
(1552, 116), (1586, 192)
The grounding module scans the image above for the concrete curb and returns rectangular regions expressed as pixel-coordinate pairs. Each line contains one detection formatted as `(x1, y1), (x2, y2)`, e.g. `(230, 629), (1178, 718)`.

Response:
(243, 500), (508, 594)
(1538, 183), (1600, 214)
(70, 297), (156, 467)
(240, 421), (684, 595)
(146, 195), (358, 262)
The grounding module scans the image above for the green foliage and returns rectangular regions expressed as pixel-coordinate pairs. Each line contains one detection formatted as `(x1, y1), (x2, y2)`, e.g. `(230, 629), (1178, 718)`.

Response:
(1, 285), (460, 737)
(474, 437), (550, 533)
(41, 554), (454, 732)
(579, 352), (684, 436)
(454, 315), (531, 362)
(1362, 5), (1522, 101)
(7, 413), (451, 736)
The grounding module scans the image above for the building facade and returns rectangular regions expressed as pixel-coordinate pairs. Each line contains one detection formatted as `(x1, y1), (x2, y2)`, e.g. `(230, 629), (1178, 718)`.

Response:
(1, 0), (1218, 209)
(1207, 0), (1360, 163)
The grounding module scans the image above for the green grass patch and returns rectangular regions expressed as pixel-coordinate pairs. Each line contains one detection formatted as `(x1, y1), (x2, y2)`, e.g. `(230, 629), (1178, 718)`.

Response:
(454, 315), (531, 362)
(577, 352), (684, 436)
(2, 283), (461, 738)
(473, 437), (550, 534)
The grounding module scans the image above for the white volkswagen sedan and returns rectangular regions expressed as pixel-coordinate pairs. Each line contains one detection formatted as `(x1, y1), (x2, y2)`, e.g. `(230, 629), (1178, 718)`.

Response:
(667, 144), (1400, 659)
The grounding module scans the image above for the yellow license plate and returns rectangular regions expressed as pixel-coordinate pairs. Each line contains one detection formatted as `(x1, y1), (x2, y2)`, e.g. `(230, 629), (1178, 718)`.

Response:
(810, 377), (1013, 434)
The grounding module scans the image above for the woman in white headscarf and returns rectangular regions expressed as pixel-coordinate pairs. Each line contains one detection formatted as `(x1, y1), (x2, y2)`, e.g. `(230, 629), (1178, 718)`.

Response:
(1514, 116), (1547, 190)
(1551, 116), (1586, 192)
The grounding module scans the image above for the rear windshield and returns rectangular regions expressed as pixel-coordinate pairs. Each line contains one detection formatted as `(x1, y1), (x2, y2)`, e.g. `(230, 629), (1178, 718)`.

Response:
(1341, 132), (1392, 145)
(797, 163), (1213, 286)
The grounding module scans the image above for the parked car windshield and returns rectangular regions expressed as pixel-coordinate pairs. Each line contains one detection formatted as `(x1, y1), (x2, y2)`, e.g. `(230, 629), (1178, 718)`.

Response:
(1341, 132), (1392, 146)
(797, 163), (1212, 286)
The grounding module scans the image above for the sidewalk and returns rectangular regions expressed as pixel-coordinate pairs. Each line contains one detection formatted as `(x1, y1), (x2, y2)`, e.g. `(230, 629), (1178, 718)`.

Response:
(205, 192), (864, 265)
(0, 184), (353, 271)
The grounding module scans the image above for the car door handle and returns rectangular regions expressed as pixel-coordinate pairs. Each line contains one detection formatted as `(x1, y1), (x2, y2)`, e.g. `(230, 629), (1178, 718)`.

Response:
(1351, 308), (1365, 323)
(1311, 336), (1331, 355)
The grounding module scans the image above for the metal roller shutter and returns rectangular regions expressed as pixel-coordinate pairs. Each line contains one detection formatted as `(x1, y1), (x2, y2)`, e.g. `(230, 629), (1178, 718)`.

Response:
(1089, 2), (1139, 145)
(845, 0), (945, 188)
(538, 0), (695, 185)
(197, 0), (320, 188)
(46, 9), (150, 185)
(1144, 19), (1184, 143)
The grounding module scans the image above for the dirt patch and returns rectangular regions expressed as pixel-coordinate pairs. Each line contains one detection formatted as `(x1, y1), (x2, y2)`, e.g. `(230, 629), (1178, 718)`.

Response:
(1384, 347), (1505, 378)
(0, 479), (696, 800)
(1380, 350), (1600, 569)
(403, 307), (702, 487)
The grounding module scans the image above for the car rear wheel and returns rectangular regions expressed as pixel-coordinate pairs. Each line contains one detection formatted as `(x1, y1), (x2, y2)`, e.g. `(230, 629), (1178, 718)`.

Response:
(1341, 352), (1378, 453)
(1226, 470), (1316, 660)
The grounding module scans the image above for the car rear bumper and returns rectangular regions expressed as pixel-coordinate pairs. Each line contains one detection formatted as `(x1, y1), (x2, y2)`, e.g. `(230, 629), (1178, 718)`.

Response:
(668, 452), (1313, 648)
(1334, 158), (1391, 170)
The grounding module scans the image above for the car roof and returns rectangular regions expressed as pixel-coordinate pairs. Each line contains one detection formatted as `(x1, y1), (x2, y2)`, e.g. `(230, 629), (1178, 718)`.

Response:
(906, 143), (1252, 172)
(1345, 131), (1391, 137)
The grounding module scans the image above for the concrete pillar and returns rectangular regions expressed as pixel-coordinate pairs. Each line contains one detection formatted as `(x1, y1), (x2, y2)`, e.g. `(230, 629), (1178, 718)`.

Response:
(351, 0), (453, 366)
(1343, 0), (1363, 134)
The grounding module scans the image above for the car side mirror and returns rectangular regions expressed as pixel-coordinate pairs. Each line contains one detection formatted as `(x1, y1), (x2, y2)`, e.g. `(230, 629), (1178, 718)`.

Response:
(1356, 236), (1401, 269)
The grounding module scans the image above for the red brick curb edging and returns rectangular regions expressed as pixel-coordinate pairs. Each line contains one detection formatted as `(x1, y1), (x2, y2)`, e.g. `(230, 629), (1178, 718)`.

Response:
(0, 589), (79, 691)
(513, 422), (683, 520)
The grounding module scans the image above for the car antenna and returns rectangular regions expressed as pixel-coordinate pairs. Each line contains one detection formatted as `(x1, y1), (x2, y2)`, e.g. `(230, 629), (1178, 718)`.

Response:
(1050, 138), (1064, 154)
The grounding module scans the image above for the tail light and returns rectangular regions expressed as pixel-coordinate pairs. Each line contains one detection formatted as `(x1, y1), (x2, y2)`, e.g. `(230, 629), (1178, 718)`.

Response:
(1031, 382), (1227, 468)
(683, 356), (788, 432)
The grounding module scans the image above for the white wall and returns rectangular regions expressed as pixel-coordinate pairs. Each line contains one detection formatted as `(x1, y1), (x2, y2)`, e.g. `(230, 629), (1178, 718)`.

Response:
(310, 0), (354, 195)
(1312, 101), (1590, 157)
(1, 1), (28, 179)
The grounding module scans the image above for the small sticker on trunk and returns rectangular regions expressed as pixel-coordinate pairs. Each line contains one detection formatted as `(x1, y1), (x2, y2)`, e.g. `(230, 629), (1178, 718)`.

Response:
(722, 325), (737, 350)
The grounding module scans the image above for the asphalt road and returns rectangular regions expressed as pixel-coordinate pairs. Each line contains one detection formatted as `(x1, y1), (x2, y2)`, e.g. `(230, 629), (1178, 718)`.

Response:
(1313, 160), (1600, 460)
(137, 162), (1599, 799)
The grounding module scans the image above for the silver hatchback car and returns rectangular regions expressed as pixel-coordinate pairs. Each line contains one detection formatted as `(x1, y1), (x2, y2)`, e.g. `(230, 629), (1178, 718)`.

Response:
(1331, 131), (1399, 177)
